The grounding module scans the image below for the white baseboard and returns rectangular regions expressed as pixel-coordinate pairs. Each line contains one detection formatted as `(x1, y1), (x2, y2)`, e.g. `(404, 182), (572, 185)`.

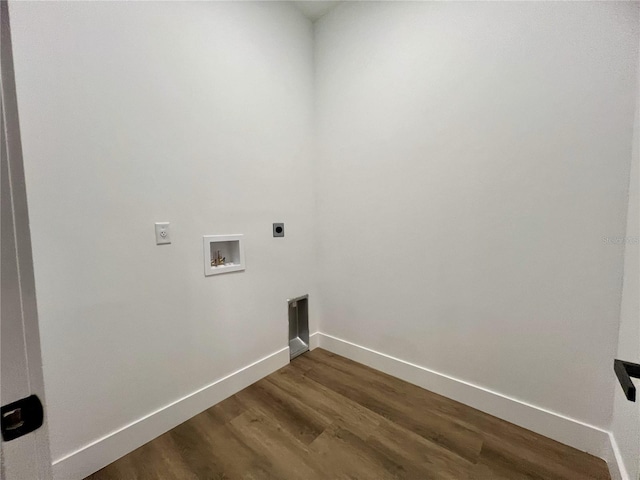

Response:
(52, 347), (290, 480)
(605, 432), (630, 480)
(315, 332), (621, 477)
(50, 334), (626, 480)
(309, 331), (320, 350)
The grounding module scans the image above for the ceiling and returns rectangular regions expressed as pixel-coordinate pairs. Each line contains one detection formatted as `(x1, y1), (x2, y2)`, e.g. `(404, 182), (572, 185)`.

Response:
(293, 1), (342, 22)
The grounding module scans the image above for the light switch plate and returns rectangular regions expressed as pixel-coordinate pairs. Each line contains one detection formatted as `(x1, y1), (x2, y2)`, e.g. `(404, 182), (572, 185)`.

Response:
(155, 222), (171, 244)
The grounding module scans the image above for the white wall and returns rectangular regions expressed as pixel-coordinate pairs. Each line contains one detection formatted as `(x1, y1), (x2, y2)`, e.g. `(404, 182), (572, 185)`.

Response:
(10, 0), (640, 476)
(9, 0), (316, 470)
(610, 39), (640, 479)
(315, 0), (639, 433)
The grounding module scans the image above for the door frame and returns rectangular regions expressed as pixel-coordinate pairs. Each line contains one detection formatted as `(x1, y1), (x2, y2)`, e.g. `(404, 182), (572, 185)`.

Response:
(1, 1), (52, 478)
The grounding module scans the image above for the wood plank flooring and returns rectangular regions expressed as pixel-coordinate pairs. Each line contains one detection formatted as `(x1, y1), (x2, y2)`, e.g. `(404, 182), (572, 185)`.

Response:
(87, 348), (610, 480)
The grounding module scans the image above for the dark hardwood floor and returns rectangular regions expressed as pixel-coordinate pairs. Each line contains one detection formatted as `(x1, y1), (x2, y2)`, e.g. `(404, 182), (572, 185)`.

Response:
(87, 348), (610, 480)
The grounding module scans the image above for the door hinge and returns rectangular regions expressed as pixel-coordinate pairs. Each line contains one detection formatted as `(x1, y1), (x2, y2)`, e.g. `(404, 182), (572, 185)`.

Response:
(1, 395), (44, 441)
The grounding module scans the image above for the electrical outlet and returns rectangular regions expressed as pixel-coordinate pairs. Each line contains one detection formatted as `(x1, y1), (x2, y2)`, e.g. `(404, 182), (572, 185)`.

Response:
(273, 223), (284, 237)
(155, 222), (171, 245)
